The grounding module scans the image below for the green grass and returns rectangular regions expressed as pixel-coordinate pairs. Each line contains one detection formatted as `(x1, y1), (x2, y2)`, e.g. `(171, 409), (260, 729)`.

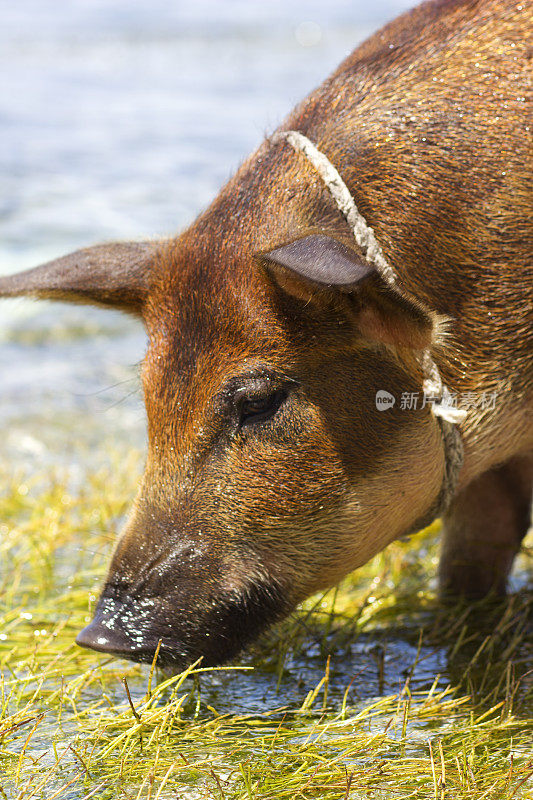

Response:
(0, 456), (532, 799)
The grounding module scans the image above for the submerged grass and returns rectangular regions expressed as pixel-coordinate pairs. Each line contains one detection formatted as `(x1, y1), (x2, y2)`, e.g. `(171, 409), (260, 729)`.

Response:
(0, 456), (532, 799)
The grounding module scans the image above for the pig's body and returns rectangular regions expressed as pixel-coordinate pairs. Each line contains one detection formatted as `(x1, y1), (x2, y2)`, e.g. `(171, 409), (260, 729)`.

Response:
(1, 0), (531, 668)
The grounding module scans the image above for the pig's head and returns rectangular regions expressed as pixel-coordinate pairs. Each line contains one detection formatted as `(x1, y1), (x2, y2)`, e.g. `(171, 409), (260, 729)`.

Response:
(0, 145), (447, 669)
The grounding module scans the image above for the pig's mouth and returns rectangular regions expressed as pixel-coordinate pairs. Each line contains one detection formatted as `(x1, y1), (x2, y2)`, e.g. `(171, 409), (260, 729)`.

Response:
(76, 580), (290, 670)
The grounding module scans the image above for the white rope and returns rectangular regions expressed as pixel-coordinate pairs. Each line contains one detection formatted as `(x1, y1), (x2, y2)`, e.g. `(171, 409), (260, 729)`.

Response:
(273, 130), (398, 288)
(272, 129), (466, 512)
(272, 129), (466, 426)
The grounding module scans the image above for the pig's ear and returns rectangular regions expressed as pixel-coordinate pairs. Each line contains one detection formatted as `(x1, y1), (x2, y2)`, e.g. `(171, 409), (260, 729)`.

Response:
(262, 234), (433, 350)
(0, 241), (159, 315)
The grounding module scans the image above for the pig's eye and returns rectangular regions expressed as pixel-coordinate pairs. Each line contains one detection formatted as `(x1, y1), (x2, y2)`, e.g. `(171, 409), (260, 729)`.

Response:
(239, 388), (288, 427)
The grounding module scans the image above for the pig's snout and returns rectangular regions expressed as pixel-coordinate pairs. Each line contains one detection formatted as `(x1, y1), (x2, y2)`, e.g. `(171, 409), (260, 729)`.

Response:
(76, 593), (167, 663)
(76, 557), (290, 669)
(76, 615), (138, 659)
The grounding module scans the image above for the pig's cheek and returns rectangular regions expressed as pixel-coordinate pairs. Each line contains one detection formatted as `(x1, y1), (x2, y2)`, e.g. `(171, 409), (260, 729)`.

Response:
(225, 432), (348, 512)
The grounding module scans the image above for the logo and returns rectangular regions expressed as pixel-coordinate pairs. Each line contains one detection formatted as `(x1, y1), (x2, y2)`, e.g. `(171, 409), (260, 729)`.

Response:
(375, 390), (395, 410)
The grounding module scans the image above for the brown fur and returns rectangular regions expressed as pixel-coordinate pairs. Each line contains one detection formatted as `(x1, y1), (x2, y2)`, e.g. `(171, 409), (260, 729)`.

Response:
(0, 0), (531, 668)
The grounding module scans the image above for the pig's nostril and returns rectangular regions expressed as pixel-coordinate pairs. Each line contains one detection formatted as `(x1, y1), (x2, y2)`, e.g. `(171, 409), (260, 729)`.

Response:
(76, 619), (137, 657)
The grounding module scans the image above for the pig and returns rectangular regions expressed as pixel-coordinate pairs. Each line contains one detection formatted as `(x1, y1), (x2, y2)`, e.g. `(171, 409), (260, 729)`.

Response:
(1, 0), (531, 669)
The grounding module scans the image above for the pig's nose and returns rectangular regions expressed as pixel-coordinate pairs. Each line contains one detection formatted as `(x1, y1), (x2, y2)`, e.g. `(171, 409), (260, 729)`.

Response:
(76, 618), (136, 657)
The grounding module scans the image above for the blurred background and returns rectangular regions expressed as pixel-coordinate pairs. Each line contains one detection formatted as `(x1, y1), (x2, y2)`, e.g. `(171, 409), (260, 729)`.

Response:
(1, 0), (414, 472)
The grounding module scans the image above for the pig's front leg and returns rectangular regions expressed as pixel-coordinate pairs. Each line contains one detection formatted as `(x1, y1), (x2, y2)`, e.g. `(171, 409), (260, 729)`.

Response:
(439, 454), (532, 598)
